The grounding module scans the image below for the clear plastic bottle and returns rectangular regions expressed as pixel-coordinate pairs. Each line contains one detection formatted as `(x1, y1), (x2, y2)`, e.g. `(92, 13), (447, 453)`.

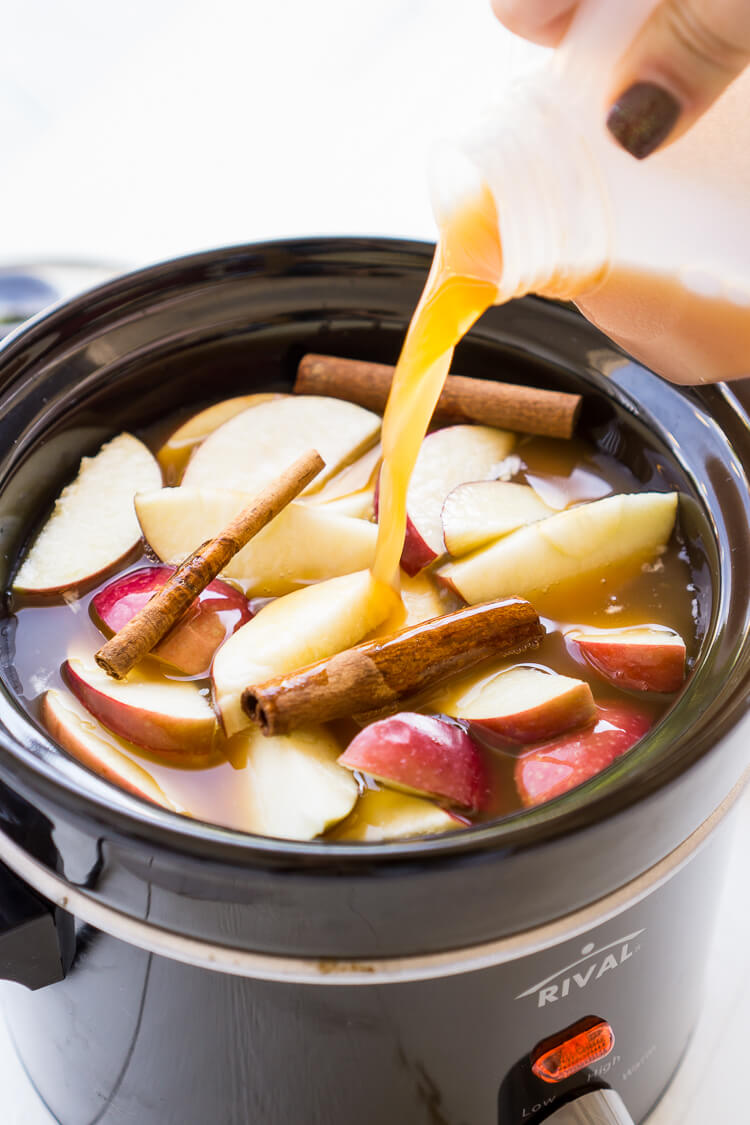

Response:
(434, 0), (750, 384)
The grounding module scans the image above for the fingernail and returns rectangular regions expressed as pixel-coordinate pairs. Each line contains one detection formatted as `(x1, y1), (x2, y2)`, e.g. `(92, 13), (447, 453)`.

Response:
(606, 81), (681, 159)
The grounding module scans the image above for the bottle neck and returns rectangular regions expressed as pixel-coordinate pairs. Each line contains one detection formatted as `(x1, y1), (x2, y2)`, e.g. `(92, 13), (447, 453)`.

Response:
(450, 80), (613, 303)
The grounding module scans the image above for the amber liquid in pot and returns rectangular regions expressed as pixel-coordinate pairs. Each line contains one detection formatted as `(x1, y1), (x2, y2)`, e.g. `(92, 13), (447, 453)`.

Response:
(11, 430), (697, 832)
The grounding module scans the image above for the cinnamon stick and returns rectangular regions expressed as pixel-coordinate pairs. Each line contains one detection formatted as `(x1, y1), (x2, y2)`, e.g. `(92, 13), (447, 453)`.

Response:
(95, 449), (325, 680)
(296, 354), (581, 439)
(242, 598), (543, 736)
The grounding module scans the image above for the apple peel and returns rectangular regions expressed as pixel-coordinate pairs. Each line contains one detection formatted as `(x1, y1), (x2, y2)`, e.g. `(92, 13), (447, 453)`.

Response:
(568, 625), (686, 693)
(514, 701), (653, 808)
(64, 657), (221, 764)
(441, 665), (596, 744)
(339, 713), (487, 809)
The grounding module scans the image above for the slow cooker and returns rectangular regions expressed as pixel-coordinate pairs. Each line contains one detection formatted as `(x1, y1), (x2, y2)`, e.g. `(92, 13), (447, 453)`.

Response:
(0, 238), (748, 1125)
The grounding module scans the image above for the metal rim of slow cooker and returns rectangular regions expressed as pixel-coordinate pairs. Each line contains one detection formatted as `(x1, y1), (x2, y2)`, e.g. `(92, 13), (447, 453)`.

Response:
(0, 767), (743, 981)
(0, 236), (748, 874)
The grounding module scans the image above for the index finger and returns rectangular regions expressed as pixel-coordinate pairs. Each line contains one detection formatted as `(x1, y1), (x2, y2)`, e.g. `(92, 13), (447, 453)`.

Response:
(491, 0), (578, 47)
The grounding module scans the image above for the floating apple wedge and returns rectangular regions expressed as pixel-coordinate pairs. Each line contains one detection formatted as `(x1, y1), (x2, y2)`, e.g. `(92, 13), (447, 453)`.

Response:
(64, 657), (221, 763)
(440, 665), (595, 744)
(309, 442), (382, 503)
(135, 489), (378, 596)
(228, 725), (358, 840)
(439, 492), (679, 605)
(338, 713), (487, 809)
(442, 480), (554, 556)
(13, 433), (162, 599)
(181, 395), (380, 496)
(329, 788), (461, 842)
(157, 393), (283, 482)
(42, 690), (178, 811)
(400, 572), (452, 624)
(514, 701), (653, 808)
(212, 570), (400, 735)
(315, 488), (375, 521)
(568, 626), (687, 693)
(91, 565), (253, 676)
(374, 572), (452, 637)
(382, 425), (516, 576)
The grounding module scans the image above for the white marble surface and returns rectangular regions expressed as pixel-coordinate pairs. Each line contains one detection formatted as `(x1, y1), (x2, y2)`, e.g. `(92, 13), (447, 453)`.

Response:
(1, 1), (749, 1121)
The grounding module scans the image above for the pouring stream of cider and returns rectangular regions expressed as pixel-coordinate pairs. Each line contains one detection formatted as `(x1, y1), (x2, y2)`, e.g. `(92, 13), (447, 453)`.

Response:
(373, 185), (503, 585)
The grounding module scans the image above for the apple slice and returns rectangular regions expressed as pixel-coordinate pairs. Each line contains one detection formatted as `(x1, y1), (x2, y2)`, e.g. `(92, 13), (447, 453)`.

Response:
(13, 433), (162, 598)
(227, 724), (357, 840)
(91, 566), (253, 676)
(41, 690), (178, 810)
(135, 489), (378, 596)
(309, 442), (382, 503)
(568, 626), (687, 693)
(441, 665), (595, 744)
(157, 393), (283, 482)
(380, 424), (515, 576)
(212, 570), (399, 735)
(374, 571), (452, 638)
(181, 395), (380, 496)
(329, 788), (461, 842)
(439, 491), (679, 605)
(315, 488), (375, 520)
(514, 701), (653, 808)
(524, 466), (612, 511)
(442, 481), (554, 556)
(338, 713), (487, 809)
(64, 656), (221, 763)
(400, 572), (451, 624)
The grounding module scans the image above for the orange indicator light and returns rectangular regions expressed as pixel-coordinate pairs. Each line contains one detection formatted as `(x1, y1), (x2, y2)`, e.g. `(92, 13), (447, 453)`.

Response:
(531, 1019), (615, 1084)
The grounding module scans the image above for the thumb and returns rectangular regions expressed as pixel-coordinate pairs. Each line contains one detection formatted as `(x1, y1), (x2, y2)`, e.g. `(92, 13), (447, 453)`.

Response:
(606, 0), (750, 159)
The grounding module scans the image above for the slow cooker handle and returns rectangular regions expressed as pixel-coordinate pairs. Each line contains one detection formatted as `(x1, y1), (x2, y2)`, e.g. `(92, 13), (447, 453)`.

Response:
(542, 1089), (635, 1124)
(0, 858), (67, 990)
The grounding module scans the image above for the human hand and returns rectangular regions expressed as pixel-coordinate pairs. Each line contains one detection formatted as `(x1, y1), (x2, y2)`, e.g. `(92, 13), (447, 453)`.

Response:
(491, 0), (750, 158)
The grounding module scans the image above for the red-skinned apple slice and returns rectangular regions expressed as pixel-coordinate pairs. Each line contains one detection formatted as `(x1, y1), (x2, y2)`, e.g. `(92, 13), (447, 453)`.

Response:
(442, 480), (554, 556)
(91, 566), (253, 676)
(441, 665), (595, 744)
(328, 788), (461, 841)
(226, 724), (358, 840)
(568, 626), (686, 693)
(64, 657), (221, 764)
(157, 393), (284, 482)
(338, 713), (487, 809)
(13, 433), (162, 598)
(514, 701), (653, 808)
(135, 489), (378, 596)
(42, 689), (178, 810)
(439, 492), (679, 605)
(181, 395), (380, 496)
(212, 569), (400, 735)
(376, 425), (515, 576)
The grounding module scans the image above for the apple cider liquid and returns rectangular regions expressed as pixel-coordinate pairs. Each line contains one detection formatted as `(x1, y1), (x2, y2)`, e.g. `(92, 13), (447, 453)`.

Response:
(374, 184), (501, 584)
(10, 440), (696, 831)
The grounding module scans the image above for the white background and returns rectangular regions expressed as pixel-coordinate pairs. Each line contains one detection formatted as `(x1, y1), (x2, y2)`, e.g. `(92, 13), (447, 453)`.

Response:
(1, 1), (749, 1121)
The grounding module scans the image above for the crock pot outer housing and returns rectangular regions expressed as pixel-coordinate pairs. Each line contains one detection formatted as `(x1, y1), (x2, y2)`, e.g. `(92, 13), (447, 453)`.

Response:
(0, 238), (748, 964)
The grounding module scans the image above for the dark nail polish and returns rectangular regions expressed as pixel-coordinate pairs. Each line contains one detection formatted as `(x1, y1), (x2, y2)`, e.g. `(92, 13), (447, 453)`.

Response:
(606, 81), (681, 159)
